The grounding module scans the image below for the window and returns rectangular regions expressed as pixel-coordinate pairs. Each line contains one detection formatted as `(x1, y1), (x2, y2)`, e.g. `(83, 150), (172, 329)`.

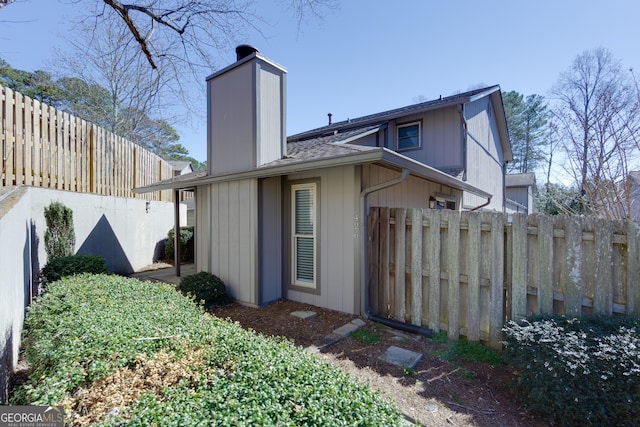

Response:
(292, 183), (317, 288)
(429, 195), (457, 210)
(397, 121), (421, 151)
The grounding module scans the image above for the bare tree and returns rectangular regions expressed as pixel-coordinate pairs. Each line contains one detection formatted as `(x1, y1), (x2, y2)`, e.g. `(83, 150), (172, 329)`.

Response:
(551, 47), (640, 219)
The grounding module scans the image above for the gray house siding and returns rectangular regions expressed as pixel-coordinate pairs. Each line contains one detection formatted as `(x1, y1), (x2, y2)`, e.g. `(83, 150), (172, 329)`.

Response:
(201, 179), (259, 306)
(208, 61), (256, 175)
(258, 176), (283, 304)
(363, 164), (462, 209)
(284, 165), (360, 314)
(462, 97), (505, 211)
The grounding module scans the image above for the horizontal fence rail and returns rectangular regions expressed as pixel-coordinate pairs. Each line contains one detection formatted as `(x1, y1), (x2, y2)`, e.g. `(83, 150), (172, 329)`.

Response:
(368, 208), (640, 349)
(1, 85), (177, 201)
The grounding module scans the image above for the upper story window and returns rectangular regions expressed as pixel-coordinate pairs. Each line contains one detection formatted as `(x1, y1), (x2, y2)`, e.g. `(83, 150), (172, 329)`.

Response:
(397, 121), (422, 151)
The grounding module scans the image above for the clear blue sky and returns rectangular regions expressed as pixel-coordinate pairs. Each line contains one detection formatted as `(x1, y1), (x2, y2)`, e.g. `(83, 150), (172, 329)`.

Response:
(1, 0), (639, 164)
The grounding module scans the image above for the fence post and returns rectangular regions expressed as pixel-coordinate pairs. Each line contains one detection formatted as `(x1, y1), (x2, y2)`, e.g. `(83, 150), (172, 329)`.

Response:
(445, 210), (460, 339)
(3, 87), (15, 186)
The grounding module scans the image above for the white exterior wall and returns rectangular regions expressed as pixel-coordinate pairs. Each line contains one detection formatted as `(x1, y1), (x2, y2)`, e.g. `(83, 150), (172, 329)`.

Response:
(463, 97), (505, 211)
(0, 186), (183, 401)
(285, 165), (360, 314)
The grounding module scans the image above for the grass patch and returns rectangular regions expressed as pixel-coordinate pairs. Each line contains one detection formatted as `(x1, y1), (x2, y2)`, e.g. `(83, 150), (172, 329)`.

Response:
(351, 328), (380, 345)
(430, 330), (448, 344)
(13, 274), (403, 426)
(429, 337), (502, 367)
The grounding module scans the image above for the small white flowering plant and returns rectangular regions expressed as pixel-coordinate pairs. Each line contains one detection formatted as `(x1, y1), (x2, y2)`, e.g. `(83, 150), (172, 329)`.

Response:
(502, 315), (640, 426)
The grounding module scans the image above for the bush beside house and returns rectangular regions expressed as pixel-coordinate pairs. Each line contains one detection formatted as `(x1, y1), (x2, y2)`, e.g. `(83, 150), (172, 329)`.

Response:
(165, 226), (194, 263)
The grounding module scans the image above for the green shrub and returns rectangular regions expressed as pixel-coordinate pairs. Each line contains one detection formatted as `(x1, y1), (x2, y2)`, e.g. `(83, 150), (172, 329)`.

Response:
(40, 254), (107, 285)
(43, 201), (75, 259)
(165, 226), (194, 263)
(13, 274), (403, 426)
(502, 315), (640, 426)
(178, 271), (231, 306)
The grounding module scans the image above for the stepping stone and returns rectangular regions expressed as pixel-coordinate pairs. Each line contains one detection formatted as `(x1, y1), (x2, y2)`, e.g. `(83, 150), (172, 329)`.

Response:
(290, 310), (317, 320)
(333, 322), (361, 337)
(350, 318), (366, 327)
(315, 333), (343, 348)
(379, 346), (423, 368)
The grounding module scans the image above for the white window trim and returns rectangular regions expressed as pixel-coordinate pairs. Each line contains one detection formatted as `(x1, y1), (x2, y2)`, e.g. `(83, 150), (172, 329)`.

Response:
(291, 183), (317, 289)
(396, 121), (422, 152)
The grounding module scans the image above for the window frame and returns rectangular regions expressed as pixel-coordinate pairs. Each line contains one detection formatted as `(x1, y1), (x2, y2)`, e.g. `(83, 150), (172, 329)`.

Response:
(396, 121), (422, 152)
(429, 194), (457, 211)
(291, 182), (318, 289)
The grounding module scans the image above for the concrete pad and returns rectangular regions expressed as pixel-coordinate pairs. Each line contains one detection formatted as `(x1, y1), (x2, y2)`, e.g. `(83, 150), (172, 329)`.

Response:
(379, 346), (423, 368)
(351, 318), (366, 327)
(333, 322), (361, 337)
(290, 310), (317, 320)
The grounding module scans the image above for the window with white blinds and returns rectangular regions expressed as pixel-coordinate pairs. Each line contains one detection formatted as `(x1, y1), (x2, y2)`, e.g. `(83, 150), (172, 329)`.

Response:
(292, 183), (316, 288)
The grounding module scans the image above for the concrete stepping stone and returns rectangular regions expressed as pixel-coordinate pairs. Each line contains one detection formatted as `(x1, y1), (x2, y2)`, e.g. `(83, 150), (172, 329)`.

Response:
(333, 322), (361, 337)
(379, 345), (422, 368)
(290, 310), (317, 320)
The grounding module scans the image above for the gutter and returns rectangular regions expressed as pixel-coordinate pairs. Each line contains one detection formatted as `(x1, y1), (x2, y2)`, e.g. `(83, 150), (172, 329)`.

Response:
(359, 168), (433, 337)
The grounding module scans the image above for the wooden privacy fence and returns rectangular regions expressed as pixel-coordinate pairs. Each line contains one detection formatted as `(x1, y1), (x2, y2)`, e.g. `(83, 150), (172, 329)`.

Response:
(368, 208), (640, 349)
(1, 85), (175, 200)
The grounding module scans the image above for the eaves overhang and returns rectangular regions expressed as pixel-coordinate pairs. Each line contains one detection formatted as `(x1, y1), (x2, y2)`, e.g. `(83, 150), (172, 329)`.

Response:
(133, 147), (491, 200)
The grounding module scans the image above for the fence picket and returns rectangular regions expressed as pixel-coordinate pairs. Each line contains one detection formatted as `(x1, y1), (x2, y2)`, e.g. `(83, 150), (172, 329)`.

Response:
(428, 210), (441, 331)
(369, 207), (639, 347)
(0, 84), (177, 200)
(14, 91), (24, 185)
(4, 87), (15, 186)
(394, 208), (407, 322)
(537, 215), (554, 315)
(594, 219), (613, 314)
(511, 214), (528, 320)
(410, 209), (423, 326)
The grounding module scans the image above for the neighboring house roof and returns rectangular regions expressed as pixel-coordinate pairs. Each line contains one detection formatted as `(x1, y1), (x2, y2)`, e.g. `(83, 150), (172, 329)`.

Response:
(169, 161), (194, 175)
(505, 173), (537, 189)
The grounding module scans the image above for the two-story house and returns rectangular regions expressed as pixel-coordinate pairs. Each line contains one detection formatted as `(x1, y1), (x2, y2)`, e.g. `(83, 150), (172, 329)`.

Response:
(136, 46), (512, 315)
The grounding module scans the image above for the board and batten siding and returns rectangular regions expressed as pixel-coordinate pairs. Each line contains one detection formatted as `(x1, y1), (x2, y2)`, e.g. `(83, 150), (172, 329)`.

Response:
(463, 97), (505, 211)
(363, 164), (462, 209)
(384, 107), (463, 170)
(208, 61), (255, 175)
(199, 179), (259, 306)
(258, 176), (283, 305)
(285, 165), (360, 314)
(257, 63), (286, 166)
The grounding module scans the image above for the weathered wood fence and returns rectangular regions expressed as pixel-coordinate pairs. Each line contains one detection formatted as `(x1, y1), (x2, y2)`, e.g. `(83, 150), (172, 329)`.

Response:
(1, 85), (175, 200)
(368, 208), (640, 349)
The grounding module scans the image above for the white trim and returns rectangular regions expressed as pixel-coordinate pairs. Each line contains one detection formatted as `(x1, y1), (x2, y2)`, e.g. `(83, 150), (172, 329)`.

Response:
(291, 183), (317, 288)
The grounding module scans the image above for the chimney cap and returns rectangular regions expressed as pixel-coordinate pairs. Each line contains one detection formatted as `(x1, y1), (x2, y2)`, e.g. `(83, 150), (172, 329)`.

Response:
(236, 44), (259, 61)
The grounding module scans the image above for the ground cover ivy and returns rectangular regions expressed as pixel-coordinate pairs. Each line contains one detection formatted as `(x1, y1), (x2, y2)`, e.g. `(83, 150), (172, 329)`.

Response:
(502, 315), (640, 427)
(13, 274), (403, 426)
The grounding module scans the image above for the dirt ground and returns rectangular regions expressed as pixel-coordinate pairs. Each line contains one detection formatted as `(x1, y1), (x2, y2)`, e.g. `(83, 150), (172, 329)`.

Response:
(212, 300), (551, 427)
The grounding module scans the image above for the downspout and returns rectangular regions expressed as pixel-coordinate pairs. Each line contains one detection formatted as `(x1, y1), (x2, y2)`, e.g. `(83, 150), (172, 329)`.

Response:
(470, 195), (492, 211)
(458, 104), (468, 182)
(360, 168), (433, 337)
